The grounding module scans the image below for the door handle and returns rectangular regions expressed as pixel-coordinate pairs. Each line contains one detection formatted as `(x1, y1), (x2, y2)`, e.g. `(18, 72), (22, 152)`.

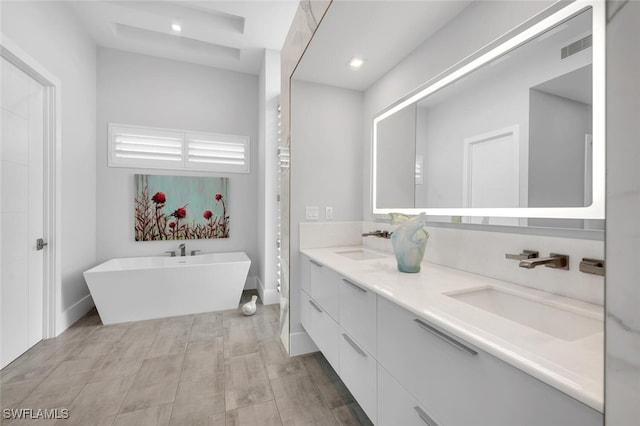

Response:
(36, 238), (48, 251)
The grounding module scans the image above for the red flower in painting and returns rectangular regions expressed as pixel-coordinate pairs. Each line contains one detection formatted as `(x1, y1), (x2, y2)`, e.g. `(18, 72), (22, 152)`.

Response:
(151, 192), (166, 204)
(172, 207), (187, 219)
(215, 193), (223, 201)
(203, 210), (213, 220)
(168, 221), (176, 229)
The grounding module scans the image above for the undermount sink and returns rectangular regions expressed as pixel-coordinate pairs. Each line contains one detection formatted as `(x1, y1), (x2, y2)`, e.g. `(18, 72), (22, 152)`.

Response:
(446, 287), (603, 341)
(334, 249), (386, 261)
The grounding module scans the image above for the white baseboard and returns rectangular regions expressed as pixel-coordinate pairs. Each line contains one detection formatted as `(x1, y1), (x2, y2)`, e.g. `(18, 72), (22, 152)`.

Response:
(289, 330), (319, 356)
(257, 276), (280, 305)
(56, 293), (94, 336)
(243, 275), (257, 290)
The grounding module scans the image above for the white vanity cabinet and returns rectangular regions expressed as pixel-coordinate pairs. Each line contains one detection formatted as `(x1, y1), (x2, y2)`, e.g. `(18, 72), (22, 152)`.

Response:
(301, 258), (378, 422)
(300, 255), (602, 426)
(377, 296), (602, 426)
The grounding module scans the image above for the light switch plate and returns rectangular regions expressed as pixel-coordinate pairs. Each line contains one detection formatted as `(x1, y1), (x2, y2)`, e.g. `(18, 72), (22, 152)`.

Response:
(305, 206), (319, 220)
(325, 206), (334, 220)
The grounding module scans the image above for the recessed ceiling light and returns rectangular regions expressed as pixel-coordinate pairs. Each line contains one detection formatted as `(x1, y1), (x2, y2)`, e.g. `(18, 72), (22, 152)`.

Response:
(348, 57), (366, 70)
(171, 23), (182, 33)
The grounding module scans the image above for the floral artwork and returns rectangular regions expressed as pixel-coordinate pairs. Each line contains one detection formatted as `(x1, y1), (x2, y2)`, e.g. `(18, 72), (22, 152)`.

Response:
(134, 174), (229, 241)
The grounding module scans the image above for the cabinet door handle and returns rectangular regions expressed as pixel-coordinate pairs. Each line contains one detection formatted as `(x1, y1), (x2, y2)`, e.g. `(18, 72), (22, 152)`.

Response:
(308, 299), (323, 313)
(342, 333), (367, 357)
(309, 260), (322, 267)
(342, 278), (366, 293)
(414, 406), (440, 426)
(413, 318), (478, 356)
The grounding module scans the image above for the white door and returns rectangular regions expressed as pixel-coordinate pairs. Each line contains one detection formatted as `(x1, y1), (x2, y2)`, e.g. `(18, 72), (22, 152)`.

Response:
(463, 126), (520, 226)
(1, 56), (45, 368)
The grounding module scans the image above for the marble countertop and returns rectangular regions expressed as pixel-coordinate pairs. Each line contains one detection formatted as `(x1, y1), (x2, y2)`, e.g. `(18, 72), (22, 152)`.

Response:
(300, 246), (604, 412)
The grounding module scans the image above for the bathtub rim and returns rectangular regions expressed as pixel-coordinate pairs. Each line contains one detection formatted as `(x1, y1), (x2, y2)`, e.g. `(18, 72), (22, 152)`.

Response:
(84, 251), (251, 274)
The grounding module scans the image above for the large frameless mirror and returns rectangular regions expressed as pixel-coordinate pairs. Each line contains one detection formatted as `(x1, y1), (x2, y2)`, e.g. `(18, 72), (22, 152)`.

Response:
(373, 1), (604, 228)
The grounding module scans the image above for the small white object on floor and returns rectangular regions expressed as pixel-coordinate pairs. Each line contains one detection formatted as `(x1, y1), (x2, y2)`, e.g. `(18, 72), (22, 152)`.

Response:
(241, 295), (258, 316)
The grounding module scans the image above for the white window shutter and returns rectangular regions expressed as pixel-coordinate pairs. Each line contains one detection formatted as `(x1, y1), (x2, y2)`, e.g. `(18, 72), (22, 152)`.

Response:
(185, 132), (250, 173)
(108, 123), (249, 173)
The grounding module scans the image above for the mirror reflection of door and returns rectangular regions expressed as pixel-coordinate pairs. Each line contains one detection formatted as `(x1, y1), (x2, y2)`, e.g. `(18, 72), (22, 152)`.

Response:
(462, 126), (520, 226)
(1, 56), (45, 368)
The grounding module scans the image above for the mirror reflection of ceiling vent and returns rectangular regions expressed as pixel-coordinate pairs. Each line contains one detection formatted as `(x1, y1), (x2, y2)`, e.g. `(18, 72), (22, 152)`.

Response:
(561, 34), (592, 59)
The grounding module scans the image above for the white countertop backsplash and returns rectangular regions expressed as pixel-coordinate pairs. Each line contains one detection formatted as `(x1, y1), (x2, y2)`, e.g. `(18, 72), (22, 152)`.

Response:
(298, 221), (604, 411)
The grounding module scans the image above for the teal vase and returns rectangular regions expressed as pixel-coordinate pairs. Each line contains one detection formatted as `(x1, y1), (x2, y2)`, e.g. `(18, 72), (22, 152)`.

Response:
(390, 213), (429, 273)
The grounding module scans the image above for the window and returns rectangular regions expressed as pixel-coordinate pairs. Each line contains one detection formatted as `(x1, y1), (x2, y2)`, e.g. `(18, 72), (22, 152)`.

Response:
(108, 123), (250, 173)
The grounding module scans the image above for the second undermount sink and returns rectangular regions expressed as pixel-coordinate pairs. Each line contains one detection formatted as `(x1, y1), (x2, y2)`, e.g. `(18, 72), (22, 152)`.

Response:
(446, 287), (603, 341)
(334, 249), (386, 261)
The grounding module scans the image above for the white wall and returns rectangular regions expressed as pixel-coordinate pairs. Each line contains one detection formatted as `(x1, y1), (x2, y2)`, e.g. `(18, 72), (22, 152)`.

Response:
(290, 79), (362, 339)
(1, 1), (97, 332)
(96, 48), (259, 284)
(257, 49), (281, 304)
(605, 1), (640, 424)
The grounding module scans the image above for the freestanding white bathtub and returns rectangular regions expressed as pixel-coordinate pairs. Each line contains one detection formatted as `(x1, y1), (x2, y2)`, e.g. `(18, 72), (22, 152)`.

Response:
(83, 252), (251, 324)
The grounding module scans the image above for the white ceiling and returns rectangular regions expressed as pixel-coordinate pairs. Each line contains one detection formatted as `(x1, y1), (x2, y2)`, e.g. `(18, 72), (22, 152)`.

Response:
(69, 0), (300, 74)
(293, 0), (472, 91)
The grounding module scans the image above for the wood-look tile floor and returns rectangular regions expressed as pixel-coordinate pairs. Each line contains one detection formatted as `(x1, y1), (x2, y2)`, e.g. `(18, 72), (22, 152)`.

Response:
(0, 291), (373, 426)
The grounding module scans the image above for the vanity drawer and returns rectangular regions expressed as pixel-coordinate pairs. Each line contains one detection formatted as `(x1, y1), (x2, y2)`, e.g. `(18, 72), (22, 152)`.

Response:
(339, 330), (377, 424)
(377, 296), (602, 426)
(309, 259), (340, 321)
(378, 364), (440, 426)
(307, 291), (340, 372)
(339, 276), (377, 356)
(300, 255), (311, 293)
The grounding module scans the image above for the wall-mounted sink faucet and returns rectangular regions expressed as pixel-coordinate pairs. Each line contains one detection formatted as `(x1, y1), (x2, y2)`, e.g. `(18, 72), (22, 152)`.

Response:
(518, 253), (569, 270)
(362, 230), (392, 239)
(179, 243), (186, 257)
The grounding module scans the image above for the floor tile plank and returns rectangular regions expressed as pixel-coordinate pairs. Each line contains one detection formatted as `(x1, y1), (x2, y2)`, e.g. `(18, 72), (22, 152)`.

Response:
(226, 400), (283, 426)
(270, 373), (337, 426)
(119, 354), (183, 413)
(224, 352), (274, 410)
(112, 403), (172, 426)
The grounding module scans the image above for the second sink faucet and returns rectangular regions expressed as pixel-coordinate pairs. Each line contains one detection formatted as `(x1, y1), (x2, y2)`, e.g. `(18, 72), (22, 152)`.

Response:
(179, 243), (186, 257)
(362, 230), (392, 239)
(519, 253), (569, 270)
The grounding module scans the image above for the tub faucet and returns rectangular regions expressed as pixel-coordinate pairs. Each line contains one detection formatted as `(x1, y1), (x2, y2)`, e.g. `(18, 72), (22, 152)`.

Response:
(179, 243), (186, 257)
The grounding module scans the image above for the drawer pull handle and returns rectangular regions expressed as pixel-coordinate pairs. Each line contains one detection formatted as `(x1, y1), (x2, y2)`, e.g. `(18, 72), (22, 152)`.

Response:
(308, 299), (323, 313)
(342, 278), (367, 293)
(309, 260), (322, 267)
(413, 318), (478, 356)
(414, 406), (440, 426)
(342, 333), (367, 357)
